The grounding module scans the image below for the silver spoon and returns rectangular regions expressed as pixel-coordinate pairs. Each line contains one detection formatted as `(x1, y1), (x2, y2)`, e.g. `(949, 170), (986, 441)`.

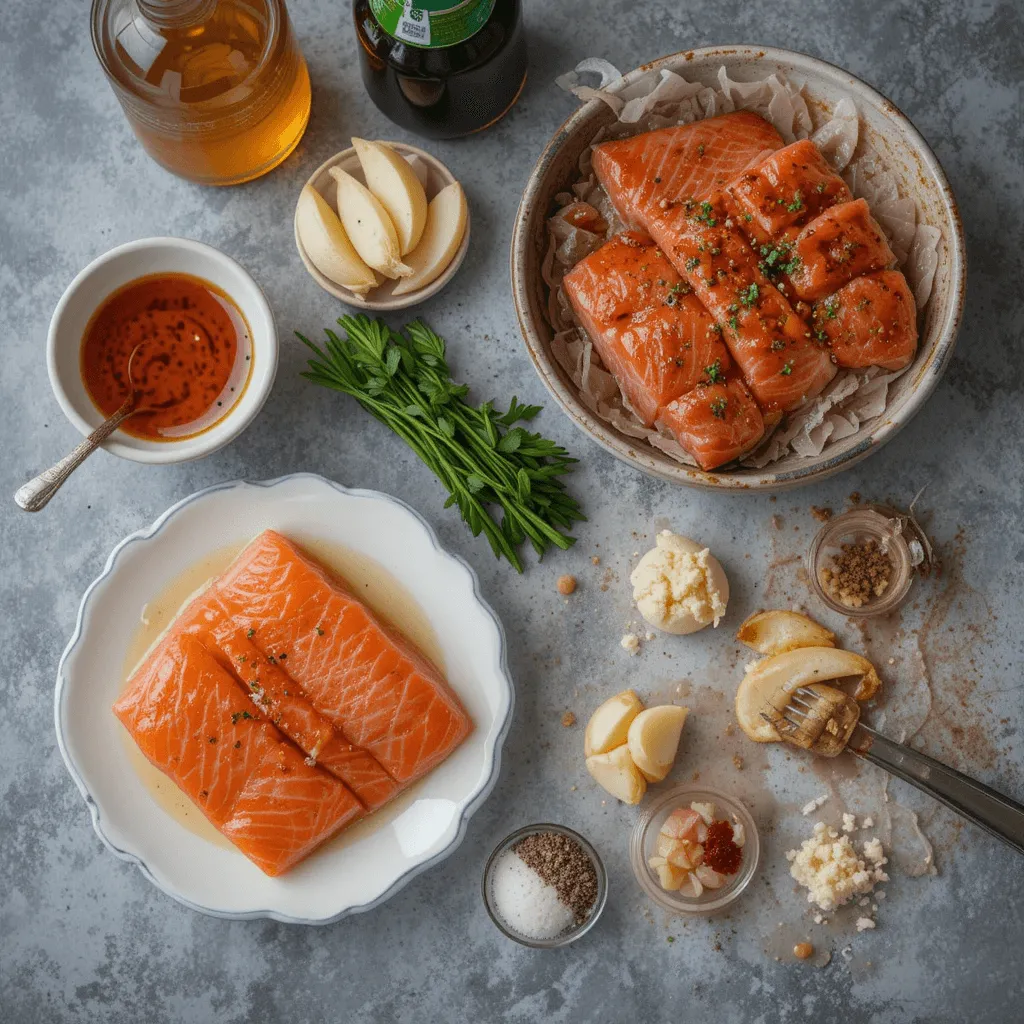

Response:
(16, 343), (150, 512)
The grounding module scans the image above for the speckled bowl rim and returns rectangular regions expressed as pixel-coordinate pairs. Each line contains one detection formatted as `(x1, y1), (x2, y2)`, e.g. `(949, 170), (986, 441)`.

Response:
(54, 473), (515, 925)
(481, 822), (608, 947)
(510, 45), (967, 491)
(295, 142), (470, 311)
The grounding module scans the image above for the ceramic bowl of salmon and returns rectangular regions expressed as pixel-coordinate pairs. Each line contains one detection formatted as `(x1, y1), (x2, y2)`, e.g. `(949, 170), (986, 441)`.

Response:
(511, 47), (966, 490)
(55, 474), (514, 924)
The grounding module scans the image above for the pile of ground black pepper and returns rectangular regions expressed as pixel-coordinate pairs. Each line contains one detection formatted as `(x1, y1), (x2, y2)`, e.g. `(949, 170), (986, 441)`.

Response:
(820, 539), (893, 608)
(514, 832), (598, 925)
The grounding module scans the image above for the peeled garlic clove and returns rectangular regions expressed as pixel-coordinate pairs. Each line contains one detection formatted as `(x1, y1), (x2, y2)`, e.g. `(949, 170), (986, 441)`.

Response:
(352, 138), (428, 255)
(295, 185), (379, 294)
(736, 609), (836, 655)
(627, 705), (688, 782)
(585, 744), (646, 805)
(584, 689), (643, 757)
(655, 862), (688, 891)
(695, 865), (727, 889)
(391, 181), (468, 296)
(329, 166), (412, 280)
(735, 646), (882, 743)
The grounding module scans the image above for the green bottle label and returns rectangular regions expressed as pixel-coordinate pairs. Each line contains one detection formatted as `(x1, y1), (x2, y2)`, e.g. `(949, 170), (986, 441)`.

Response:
(369, 0), (495, 49)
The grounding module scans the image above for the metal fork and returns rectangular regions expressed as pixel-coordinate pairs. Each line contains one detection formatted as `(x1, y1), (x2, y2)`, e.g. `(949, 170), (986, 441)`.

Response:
(762, 685), (1024, 857)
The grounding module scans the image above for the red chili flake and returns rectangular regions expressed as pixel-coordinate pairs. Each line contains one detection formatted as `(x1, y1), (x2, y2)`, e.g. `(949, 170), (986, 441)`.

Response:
(704, 819), (742, 874)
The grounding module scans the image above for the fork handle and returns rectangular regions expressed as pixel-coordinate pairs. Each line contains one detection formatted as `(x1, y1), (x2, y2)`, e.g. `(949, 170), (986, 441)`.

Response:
(851, 724), (1024, 857)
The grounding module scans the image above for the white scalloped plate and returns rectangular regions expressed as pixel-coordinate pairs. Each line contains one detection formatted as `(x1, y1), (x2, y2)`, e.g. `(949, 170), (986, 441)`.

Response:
(55, 474), (514, 924)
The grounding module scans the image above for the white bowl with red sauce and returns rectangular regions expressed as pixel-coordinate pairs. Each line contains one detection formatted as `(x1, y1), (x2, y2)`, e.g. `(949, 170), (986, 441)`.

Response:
(47, 237), (277, 464)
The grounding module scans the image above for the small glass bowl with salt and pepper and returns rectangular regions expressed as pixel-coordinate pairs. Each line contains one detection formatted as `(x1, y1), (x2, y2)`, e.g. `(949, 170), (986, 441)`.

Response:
(807, 505), (930, 618)
(482, 823), (607, 948)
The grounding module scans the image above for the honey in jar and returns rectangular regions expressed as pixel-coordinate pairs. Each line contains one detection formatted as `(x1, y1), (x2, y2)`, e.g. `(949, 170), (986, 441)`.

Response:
(354, 0), (527, 139)
(91, 0), (311, 185)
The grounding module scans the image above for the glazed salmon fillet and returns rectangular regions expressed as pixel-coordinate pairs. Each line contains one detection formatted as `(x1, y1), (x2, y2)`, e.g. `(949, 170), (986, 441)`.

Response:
(727, 139), (853, 244)
(204, 532), (471, 784)
(650, 193), (836, 413)
(657, 379), (766, 471)
(786, 198), (896, 301)
(592, 111), (784, 230)
(213, 629), (399, 810)
(114, 531), (472, 876)
(562, 233), (729, 425)
(812, 271), (918, 371)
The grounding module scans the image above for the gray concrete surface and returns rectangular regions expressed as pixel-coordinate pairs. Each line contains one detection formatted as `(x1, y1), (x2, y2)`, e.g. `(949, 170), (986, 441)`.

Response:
(2, 1), (1023, 1021)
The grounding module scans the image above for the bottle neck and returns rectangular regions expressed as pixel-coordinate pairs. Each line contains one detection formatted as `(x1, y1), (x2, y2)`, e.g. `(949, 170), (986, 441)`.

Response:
(136, 0), (218, 28)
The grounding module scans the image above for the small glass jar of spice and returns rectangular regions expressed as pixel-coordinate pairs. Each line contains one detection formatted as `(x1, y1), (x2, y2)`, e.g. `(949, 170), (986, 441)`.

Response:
(807, 507), (926, 617)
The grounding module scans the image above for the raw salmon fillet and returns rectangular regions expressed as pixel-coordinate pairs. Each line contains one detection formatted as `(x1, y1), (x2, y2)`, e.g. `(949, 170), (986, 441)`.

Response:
(562, 233), (729, 425)
(811, 271), (918, 371)
(114, 531), (472, 876)
(651, 193), (836, 413)
(727, 139), (853, 244)
(786, 198), (896, 301)
(592, 112), (784, 230)
(657, 379), (766, 471)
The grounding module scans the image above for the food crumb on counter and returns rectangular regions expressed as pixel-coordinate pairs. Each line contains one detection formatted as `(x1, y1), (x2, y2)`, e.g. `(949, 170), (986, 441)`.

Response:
(849, 492), (861, 504)
(863, 816), (874, 827)
(794, 942), (814, 960)
(733, 755), (744, 770)
(810, 506), (834, 522)
(842, 813), (857, 832)
(801, 793), (829, 815)
(813, 913), (826, 924)
(856, 917), (876, 932)
(557, 574), (577, 595)
(620, 633), (640, 654)
(591, 556), (601, 565)
(561, 711), (576, 728)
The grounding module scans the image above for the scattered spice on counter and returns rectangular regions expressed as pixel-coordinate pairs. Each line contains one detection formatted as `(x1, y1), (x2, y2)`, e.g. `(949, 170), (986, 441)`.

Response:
(819, 539), (893, 608)
(557, 574), (577, 595)
(810, 506), (833, 522)
(489, 831), (599, 941)
(561, 711), (576, 728)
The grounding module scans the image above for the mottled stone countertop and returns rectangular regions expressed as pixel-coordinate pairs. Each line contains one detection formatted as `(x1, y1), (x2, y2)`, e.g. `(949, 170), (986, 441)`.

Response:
(2, 1), (1022, 1021)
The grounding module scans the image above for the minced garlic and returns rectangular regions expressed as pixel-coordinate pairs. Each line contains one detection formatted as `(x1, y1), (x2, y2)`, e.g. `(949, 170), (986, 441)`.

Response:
(786, 822), (889, 912)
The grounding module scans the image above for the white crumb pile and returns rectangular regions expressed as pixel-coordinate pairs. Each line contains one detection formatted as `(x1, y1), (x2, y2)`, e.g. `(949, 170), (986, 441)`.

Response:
(620, 632), (640, 654)
(490, 850), (574, 940)
(801, 793), (829, 815)
(786, 822), (889, 914)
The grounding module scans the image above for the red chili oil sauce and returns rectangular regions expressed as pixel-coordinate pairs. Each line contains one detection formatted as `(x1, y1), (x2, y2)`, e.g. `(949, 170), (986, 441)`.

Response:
(80, 273), (252, 440)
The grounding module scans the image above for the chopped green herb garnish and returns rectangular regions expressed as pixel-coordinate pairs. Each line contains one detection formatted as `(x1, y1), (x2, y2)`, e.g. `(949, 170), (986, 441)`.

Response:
(685, 256), (701, 272)
(780, 361), (794, 376)
(249, 680), (259, 690)
(241, 711), (253, 720)
(695, 201), (717, 226)
(823, 297), (840, 320)
(667, 936), (676, 943)
(815, 328), (829, 342)
(697, 144), (705, 157)
(816, 181), (827, 193)
(709, 323), (723, 335)
(739, 283), (759, 308)
(710, 397), (728, 419)
(743, 213), (753, 222)
(704, 359), (724, 384)
(237, 654), (247, 663)
(771, 339), (787, 352)
(728, 316), (739, 331)
(786, 190), (803, 213)
(246, 628), (255, 638)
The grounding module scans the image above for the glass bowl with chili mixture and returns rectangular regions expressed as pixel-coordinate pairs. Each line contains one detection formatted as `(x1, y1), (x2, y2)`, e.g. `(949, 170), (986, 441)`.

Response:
(630, 786), (760, 915)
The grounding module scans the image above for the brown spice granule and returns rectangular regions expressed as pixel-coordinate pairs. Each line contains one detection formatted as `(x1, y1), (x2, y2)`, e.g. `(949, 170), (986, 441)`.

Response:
(820, 539), (893, 608)
(810, 506), (833, 522)
(557, 574), (577, 595)
(561, 711), (576, 728)
(515, 832), (597, 924)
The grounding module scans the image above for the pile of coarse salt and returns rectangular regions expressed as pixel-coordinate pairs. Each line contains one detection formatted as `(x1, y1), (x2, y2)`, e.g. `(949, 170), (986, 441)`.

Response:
(489, 831), (598, 941)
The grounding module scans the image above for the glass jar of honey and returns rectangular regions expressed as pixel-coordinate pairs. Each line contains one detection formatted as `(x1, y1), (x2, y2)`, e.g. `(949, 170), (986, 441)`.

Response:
(91, 0), (311, 185)
(354, 0), (527, 139)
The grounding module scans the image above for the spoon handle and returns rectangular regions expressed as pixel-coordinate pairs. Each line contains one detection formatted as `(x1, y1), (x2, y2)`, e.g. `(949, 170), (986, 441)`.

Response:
(15, 400), (136, 512)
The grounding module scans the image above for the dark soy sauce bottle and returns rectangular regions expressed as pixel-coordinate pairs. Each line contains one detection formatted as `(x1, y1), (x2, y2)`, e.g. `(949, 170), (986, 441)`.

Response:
(354, 0), (527, 139)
